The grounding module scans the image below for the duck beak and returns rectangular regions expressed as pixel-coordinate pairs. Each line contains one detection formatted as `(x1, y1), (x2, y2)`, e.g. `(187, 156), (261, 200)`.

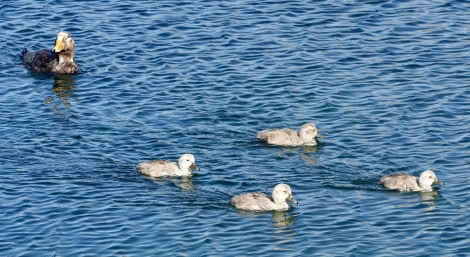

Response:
(288, 195), (298, 204)
(53, 39), (64, 52)
(190, 163), (200, 171)
(434, 179), (444, 186)
(316, 131), (325, 139)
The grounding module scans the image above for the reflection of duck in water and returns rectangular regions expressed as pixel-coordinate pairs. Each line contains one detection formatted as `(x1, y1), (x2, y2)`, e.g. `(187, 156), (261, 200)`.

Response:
(44, 75), (77, 109)
(21, 32), (79, 74)
(149, 176), (196, 191)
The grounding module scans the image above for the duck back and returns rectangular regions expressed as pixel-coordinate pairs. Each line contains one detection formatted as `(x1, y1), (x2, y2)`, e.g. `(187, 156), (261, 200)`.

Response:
(21, 48), (59, 73)
(380, 173), (420, 192)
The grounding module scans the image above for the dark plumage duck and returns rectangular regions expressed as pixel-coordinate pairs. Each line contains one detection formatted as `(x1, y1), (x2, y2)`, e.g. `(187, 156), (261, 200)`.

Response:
(21, 32), (79, 74)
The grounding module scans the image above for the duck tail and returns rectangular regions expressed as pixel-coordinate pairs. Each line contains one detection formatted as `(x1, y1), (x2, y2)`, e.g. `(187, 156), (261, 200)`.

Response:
(20, 48), (28, 61)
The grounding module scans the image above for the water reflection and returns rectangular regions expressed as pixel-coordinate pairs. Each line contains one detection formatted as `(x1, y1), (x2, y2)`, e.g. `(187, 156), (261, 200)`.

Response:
(44, 75), (76, 112)
(272, 210), (296, 228)
(271, 145), (321, 165)
(418, 190), (440, 211)
(418, 190), (439, 201)
(235, 209), (296, 228)
(150, 176), (195, 191)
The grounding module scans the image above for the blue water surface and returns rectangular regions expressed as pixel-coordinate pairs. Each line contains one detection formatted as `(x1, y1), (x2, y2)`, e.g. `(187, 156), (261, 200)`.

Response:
(1, 0), (469, 256)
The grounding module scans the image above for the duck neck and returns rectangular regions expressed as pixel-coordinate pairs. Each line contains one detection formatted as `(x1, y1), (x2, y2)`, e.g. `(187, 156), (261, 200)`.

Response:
(299, 132), (312, 143)
(58, 50), (74, 64)
(417, 177), (432, 191)
(272, 195), (288, 209)
(178, 164), (192, 176)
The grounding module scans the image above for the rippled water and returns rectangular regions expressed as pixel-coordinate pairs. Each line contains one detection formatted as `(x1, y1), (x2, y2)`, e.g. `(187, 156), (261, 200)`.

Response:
(1, 0), (470, 256)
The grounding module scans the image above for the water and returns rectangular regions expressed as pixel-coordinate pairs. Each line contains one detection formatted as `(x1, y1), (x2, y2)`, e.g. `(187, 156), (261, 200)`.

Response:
(1, 0), (469, 256)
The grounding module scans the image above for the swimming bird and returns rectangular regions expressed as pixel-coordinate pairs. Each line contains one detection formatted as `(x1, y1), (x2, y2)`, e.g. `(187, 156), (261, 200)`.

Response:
(380, 170), (443, 192)
(257, 122), (323, 146)
(231, 184), (298, 211)
(136, 154), (199, 177)
(21, 31), (79, 74)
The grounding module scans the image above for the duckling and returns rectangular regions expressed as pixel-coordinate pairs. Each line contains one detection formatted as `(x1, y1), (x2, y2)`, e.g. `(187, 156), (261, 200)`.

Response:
(380, 170), (443, 192)
(257, 122), (323, 146)
(137, 153), (199, 177)
(231, 184), (298, 211)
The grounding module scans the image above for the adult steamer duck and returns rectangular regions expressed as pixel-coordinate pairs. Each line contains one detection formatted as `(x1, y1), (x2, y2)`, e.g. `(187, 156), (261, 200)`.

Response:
(21, 32), (79, 74)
